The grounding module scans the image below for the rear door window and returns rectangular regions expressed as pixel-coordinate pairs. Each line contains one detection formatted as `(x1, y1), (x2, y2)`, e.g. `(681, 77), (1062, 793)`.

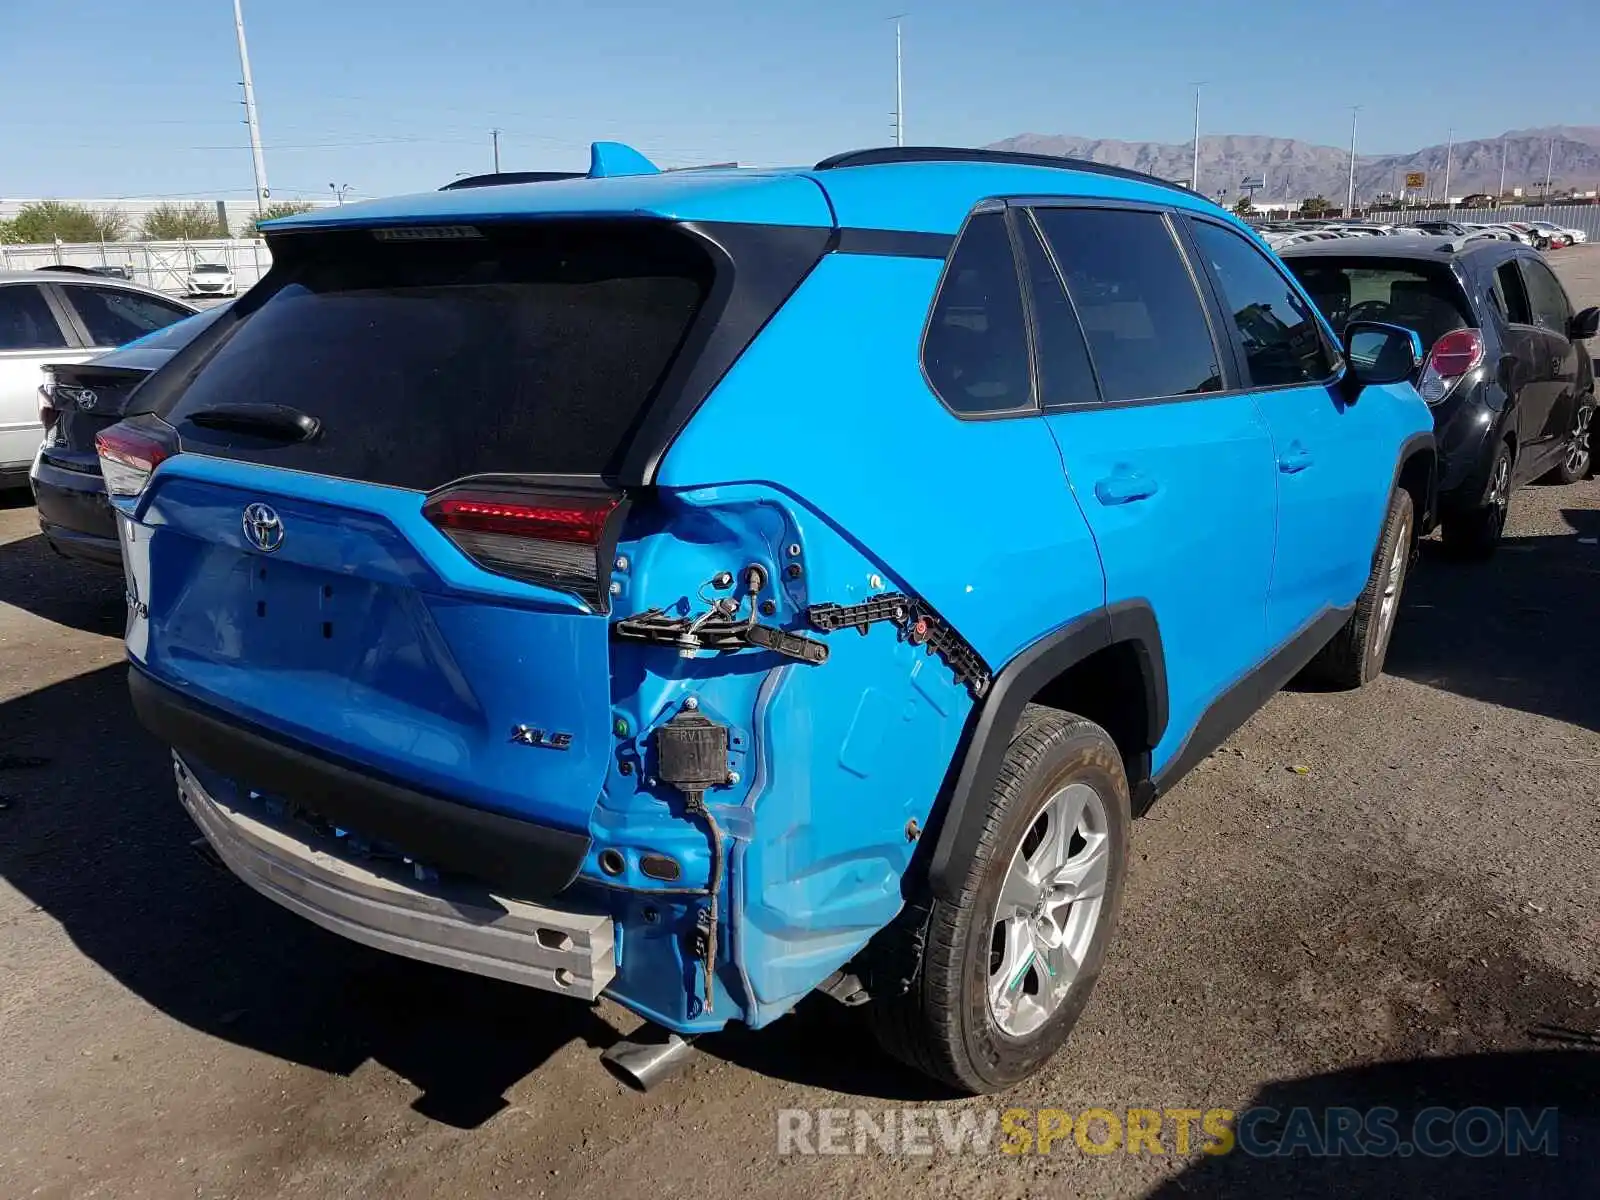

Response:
(0, 284), (70, 351)
(1491, 262), (1532, 324)
(922, 211), (1033, 415)
(1518, 258), (1571, 333)
(61, 284), (194, 348)
(1188, 219), (1336, 387)
(151, 221), (714, 489)
(1031, 207), (1222, 403)
(1016, 215), (1100, 407)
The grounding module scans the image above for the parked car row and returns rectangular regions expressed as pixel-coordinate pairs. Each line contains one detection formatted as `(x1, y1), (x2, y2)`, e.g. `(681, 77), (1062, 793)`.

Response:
(1257, 218), (1588, 252)
(5, 146), (1593, 1099)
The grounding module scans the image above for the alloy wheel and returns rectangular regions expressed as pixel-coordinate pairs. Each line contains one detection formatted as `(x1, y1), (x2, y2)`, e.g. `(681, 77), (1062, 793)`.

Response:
(1567, 406), (1594, 477)
(988, 781), (1110, 1038)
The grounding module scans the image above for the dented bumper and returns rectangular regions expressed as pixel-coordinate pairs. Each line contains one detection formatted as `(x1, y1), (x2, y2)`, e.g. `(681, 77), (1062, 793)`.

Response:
(174, 755), (617, 1000)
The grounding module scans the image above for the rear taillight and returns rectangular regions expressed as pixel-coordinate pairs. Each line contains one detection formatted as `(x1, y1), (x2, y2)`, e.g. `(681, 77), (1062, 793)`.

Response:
(423, 486), (624, 608)
(96, 425), (175, 497)
(1417, 328), (1485, 405)
(38, 371), (59, 434)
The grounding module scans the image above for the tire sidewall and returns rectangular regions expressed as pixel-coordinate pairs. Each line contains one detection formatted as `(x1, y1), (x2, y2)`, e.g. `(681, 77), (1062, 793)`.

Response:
(1365, 491), (1413, 677)
(952, 724), (1130, 1091)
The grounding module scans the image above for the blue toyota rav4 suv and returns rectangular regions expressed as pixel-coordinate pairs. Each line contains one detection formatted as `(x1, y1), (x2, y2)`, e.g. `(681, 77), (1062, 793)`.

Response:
(102, 144), (1435, 1093)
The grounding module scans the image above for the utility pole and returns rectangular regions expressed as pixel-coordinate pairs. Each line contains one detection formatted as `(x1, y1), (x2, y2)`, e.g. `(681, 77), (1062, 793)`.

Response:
(1499, 136), (1508, 199)
(1191, 83), (1202, 192)
(1442, 128), (1454, 205)
(889, 15), (906, 146)
(1346, 106), (1360, 217)
(491, 128), (501, 173)
(1545, 136), (1556, 197)
(232, 0), (269, 222)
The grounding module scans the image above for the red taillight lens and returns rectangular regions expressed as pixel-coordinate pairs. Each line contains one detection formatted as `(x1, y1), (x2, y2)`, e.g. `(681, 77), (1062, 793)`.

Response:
(38, 371), (59, 433)
(96, 425), (174, 497)
(1417, 328), (1485, 405)
(423, 488), (623, 607)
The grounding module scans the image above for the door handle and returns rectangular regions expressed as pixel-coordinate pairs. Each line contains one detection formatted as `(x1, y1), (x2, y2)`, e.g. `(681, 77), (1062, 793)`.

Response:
(1093, 471), (1159, 505)
(1278, 445), (1315, 474)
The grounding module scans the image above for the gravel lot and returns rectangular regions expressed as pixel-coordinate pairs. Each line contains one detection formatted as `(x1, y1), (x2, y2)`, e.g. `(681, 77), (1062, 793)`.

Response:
(3, 250), (1599, 1200)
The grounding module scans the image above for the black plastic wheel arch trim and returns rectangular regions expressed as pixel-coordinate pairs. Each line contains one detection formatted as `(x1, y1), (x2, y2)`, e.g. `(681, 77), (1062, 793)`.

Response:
(924, 599), (1167, 902)
(128, 666), (591, 900)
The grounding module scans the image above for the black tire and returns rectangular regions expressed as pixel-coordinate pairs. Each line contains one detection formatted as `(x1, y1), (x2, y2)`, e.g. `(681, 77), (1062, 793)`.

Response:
(1441, 441), (1512, 560)
(871, 708), (1129, 1093)
(1538, 400), (1595, 485)
(1304, 488), (1414, 689)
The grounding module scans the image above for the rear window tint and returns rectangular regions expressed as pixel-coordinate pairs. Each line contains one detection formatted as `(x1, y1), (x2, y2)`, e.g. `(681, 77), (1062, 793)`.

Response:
(153, 222), (713, 489)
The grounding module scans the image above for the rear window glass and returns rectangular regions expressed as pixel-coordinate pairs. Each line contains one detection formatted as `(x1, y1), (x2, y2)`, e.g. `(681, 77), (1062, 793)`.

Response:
(152, 222), (713, 489)
(1282, 260), (1472, 352)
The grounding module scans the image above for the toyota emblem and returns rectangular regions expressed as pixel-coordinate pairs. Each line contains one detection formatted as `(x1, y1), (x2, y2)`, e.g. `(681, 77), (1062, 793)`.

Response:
(76, 388), (98, 411)
(242, 502), (284, 553)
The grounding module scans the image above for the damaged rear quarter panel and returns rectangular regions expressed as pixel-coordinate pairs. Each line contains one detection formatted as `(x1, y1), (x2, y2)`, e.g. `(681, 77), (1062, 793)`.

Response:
(646, 252), (1105, 1026)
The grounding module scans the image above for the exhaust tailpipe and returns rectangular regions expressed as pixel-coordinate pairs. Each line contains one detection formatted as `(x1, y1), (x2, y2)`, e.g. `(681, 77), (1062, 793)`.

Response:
(601, 1024), (697, 1092)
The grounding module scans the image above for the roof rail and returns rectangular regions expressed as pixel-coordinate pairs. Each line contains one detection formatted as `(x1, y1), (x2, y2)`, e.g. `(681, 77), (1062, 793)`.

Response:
(439, 170), (583, 191)
(813, 146), (1221, 205)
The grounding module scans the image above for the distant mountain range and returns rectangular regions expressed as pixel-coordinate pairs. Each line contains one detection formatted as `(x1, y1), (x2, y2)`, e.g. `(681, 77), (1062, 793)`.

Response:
(987, 127), (1600, 202)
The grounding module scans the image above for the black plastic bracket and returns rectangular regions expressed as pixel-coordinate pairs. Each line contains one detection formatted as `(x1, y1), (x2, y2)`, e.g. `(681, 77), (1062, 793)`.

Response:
(807, 592), (992, 698)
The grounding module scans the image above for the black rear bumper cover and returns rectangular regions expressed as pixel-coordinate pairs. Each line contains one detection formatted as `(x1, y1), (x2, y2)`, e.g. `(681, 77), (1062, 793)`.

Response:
(128, 667), (591, 900)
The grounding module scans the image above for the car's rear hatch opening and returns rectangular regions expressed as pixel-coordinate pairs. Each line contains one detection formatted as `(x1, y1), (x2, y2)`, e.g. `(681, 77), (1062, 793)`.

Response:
(115, 216), (822, 889)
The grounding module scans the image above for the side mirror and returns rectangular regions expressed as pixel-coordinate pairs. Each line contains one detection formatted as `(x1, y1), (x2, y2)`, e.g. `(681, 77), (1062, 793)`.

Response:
(1341, 320), (1425, 396)
(1568, 306), (1600, 340)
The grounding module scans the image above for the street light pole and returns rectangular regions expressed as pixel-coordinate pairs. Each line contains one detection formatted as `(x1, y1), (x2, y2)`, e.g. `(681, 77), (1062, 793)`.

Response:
(1191, 83), (1202, 192)
(1499, 136), (1508, 199)
(888, 15), (906, 147)
(1346, 106), (1360, 217)
(1442, 129), (1454, 205)
(1545, 136), (1556, 197)
(232, 0), (270, 222)
(491, 128), (501, 173)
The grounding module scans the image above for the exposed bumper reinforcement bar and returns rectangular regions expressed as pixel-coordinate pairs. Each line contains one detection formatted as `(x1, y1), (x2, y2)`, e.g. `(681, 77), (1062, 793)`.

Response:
(174, 756), (616, 1000)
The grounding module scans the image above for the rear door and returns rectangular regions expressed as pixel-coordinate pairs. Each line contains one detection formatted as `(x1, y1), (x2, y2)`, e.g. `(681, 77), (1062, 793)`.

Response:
(1516, 254), (1581, 472)
(1024, 203), (1278, 771)
(119, 219), (721, 836)
(0, 282), (87, 471)
(54, 282), (196, 351)
(1184, 216), (1392, 648)
(1490, 257), (1561, 474)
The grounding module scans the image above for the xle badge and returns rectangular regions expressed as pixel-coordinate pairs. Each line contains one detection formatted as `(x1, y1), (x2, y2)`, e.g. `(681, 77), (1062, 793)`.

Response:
(510, 725), (573, 751)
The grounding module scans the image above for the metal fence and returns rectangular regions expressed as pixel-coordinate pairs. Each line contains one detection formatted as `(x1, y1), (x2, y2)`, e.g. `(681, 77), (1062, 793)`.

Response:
(1365, 203), (1600, 241)
(0, 238), (273, 296)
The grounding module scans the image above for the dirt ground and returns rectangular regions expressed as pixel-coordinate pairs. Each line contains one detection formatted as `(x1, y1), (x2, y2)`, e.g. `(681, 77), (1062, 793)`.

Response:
(3, 250), (1599, 1200)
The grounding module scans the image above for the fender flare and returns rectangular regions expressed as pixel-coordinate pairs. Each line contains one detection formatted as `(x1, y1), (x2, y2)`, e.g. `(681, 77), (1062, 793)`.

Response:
(1391, 429), (1439, 532)
(924, 599), (1166, 903)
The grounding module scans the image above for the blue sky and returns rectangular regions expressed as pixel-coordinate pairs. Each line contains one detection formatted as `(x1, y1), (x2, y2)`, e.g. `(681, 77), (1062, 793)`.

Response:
(2, 0), (1592, 201)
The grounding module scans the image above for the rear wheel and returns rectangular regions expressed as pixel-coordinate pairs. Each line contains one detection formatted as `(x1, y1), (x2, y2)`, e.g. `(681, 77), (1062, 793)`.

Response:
(1305, 488), (1414, 688)
(1539, 400), (1594, 484)
(1441, 442), (1512, 559)
(871, 709), (1129, 1093)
